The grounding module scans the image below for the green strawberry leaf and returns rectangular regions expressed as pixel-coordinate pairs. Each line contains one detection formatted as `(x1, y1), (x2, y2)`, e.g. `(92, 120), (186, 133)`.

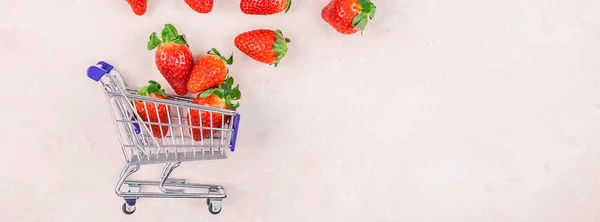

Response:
(225, 53), (234, 65)
(199, 89), (215, 98)
(231, 85), (241, 100)
(225, 96), (240, 109)
(137, 86), (148, 96)
(352, 14), (363, 26)
(210, 48), (222, 57)
(269, 30), (291, 68)
(161, 29), (172, 43)
(158, 89), (168, 98)
(220, 82), (229, 91)
(221, 80), (232, 95)
(214, 89), (225, 98)
(223, 78), (234, 90)
(147, 83), (158, 93)
(147, 32), (162, 50)
(202, 74), (241, 110)
(209, 48), (234, 65)
(275, 36), (286, 46)
(368, 3), (376, 19)
(353, 14), (369, 34)
(225, 77), (234, 86)
(355, 0), (376, 34)
(165, 24), (179, 35)
(358, 0), (370, 5)
(161, 24), (179, 43)
(357, 18), (368, 34)
(285, 0), (292, 13)
(174, 36), (187, 45)
(138, 80), (168, 98)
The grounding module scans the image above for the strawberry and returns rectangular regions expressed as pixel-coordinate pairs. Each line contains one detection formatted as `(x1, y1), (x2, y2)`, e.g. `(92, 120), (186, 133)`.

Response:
(188, 77), (241, 141)
(184, 0), (214, 13)
(147, 24), (194, 96)
(133, 80), (170, 138)
(321, 0), (376, 35)
(234, 29), (290, 67)
(187, 48), (233, 93)
(240, 0), (291, 15)
(126, 0), (148, 16)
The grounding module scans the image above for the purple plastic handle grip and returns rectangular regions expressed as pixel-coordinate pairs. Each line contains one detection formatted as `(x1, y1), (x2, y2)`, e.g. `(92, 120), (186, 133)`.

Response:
(97, 61), (114, 72)
(86, 61), (114, 81)
(230, 113), (241, 152)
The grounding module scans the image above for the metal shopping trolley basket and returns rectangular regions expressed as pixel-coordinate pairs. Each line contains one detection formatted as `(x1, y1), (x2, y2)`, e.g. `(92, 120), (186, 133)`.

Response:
(86, 61), (240, 215)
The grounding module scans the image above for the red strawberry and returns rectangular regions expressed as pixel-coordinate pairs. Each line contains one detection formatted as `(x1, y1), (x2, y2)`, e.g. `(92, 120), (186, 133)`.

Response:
(188, 77), (241, 141)
(321, 0), (376, 35)
(133, 80), (170, 138)
(234, 29), (290, 67)
(240, 0), (291, 15)
(187, 48), (233, 93)
(184, 0), (214, 13)
(126, 0), (148, 16)
(147, 24), (194, 96)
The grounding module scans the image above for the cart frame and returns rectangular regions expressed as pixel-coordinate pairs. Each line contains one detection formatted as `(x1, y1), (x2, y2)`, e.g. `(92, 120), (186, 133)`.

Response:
(87, 61), (240, 215)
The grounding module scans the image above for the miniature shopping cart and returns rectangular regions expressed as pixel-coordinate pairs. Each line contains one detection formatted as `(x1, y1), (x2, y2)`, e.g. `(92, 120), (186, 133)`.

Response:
(86, 61), (240, 215)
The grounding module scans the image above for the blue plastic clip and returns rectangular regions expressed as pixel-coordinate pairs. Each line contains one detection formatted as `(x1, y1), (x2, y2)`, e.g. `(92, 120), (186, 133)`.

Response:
(230, 113), (241, 152)
(130, 116), (141, 134)
(87, 61), (114, 81)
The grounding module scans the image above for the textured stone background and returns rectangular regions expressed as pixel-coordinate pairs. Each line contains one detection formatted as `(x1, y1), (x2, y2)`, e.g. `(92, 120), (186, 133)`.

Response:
(1, 0), (600, 221)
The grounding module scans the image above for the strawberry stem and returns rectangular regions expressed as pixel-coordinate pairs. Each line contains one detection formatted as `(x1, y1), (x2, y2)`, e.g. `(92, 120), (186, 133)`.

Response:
(198, 77), (241, 110)
(272, 29), (291, 67)
(137, 80), (168, 98)
(353, 0), (377, 35)
(147, 24), (188, 50)
(208, 48), (234, 65)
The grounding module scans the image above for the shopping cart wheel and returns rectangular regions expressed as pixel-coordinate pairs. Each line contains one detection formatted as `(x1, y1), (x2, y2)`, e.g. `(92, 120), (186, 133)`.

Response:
(122, 202), (136, 215)
(207, 200), (222, 215)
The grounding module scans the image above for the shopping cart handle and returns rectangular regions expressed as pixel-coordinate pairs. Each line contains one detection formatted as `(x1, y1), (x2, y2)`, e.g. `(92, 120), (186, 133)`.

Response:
(87, 61), (114, 81)
(230, 113), (241, 152)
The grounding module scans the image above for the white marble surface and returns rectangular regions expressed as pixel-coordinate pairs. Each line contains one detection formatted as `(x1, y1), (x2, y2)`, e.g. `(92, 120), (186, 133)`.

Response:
(1, 0), (600, 221)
